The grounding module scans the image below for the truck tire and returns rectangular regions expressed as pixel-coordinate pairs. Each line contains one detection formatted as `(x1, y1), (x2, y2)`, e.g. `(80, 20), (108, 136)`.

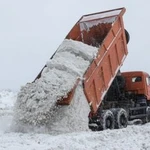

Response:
(113, 108), (128, 129)
(100, 110), (115, 130)
(146, 106), (150, 122)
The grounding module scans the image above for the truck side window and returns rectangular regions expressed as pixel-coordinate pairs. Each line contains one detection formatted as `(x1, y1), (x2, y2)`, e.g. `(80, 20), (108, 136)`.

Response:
(146, 77), (150, 85)
(132, 76), (142, 82)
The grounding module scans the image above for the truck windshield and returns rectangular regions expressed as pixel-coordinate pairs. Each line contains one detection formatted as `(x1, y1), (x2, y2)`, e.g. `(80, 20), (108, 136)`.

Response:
(132, 76), (142, 82)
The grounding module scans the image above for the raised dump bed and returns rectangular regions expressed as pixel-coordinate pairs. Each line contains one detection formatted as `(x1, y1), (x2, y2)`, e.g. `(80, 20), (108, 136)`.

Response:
(58, 8), (128, 113)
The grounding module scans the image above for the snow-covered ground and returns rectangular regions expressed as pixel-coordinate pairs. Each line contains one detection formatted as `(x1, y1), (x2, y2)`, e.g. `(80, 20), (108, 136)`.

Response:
(1, 90), (150, 150)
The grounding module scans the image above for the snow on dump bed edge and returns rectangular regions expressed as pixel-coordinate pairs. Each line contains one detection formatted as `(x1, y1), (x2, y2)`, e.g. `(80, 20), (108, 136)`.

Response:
(13, 39), (98, 133)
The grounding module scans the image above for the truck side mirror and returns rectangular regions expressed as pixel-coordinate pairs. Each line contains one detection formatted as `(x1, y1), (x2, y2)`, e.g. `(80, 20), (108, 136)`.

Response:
(125, 29), (130, 44)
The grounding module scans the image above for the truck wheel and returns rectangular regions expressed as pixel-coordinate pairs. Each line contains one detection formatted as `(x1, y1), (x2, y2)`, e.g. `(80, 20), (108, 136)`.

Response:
(101, 110), (115, 130)
(146, 106), (150, 122)
(113, 108), (128, 129)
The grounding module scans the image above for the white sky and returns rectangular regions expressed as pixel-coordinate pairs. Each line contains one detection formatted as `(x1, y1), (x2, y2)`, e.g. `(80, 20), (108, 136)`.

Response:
(0, 0), (150, 91)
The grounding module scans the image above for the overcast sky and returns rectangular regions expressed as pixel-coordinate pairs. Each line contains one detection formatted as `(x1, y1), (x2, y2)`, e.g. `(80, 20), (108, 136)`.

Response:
(0, 0), (150, 91)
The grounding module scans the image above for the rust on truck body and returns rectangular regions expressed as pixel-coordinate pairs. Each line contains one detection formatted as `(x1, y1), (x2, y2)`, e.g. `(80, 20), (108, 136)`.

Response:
(122, 71), (150, 101)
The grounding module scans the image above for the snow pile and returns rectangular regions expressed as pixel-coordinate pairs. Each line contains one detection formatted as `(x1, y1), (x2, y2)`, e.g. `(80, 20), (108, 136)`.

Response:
(13, 39), (98, 133)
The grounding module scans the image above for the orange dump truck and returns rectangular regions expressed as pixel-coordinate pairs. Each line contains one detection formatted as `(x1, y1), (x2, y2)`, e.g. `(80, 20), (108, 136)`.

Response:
(36, 8), (150, 130)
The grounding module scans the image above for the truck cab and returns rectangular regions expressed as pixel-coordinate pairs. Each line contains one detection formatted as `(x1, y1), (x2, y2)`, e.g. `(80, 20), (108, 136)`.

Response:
(122, 71), (150, 101)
